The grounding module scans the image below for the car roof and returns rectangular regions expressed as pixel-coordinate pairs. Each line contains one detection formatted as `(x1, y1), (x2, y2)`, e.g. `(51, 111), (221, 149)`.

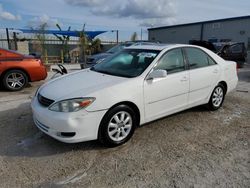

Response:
(126, 43), (196, 51)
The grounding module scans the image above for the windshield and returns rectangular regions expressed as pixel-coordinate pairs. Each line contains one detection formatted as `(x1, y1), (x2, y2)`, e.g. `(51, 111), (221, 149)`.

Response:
(91, 49), (160, 78)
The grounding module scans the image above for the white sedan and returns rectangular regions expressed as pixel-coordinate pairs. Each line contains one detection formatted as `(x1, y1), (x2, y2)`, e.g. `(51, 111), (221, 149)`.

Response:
(31, 44), (238, 146)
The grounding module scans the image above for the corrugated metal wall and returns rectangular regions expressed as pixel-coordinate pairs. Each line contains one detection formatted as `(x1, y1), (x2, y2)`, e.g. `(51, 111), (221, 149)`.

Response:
(148, 18), (250, 49)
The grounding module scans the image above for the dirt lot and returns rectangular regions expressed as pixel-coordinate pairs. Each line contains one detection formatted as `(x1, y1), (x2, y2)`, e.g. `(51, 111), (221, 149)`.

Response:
(0, 64), (249, 188)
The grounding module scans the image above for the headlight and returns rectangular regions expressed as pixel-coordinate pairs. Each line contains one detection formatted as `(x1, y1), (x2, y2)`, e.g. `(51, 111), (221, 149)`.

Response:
(49, 97), (95, 112)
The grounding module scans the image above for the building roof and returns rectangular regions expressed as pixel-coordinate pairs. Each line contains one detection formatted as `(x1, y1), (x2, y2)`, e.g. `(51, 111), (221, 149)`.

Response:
(148, 15), (250, 31)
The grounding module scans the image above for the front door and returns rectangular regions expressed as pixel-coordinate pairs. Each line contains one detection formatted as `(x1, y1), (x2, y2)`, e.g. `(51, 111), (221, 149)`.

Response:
(144, 48), (189, 122)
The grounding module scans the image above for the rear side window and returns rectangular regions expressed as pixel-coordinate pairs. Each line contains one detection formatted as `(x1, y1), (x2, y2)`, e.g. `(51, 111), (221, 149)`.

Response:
(185, 48), (216, 69)
(208, 57), (216, 65)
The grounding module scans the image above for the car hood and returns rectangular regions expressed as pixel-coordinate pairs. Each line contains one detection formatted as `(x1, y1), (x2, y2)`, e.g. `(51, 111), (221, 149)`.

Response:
(39, 69), (127, 101)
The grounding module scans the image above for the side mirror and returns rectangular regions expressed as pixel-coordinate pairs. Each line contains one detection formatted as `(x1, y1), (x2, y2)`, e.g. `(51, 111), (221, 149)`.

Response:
(147, 69), (167, 80)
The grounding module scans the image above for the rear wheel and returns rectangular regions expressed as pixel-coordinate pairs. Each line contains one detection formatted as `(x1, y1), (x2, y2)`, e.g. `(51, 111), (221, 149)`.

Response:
(2, 70), (28, 91)
(207, 84), (225, 111)
(98, 105), (137, 147)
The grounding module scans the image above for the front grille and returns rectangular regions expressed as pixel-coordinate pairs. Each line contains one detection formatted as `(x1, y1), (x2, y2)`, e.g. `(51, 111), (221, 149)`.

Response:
(38, 93), (54, 107)
(35, 118), (49, 132)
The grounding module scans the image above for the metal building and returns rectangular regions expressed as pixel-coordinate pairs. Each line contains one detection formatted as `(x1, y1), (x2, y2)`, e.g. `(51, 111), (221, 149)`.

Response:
(148, 15), (250, 49)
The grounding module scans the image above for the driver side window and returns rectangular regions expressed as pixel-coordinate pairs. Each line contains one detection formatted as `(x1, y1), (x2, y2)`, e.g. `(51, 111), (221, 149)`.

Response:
(154, 48), (185, 74)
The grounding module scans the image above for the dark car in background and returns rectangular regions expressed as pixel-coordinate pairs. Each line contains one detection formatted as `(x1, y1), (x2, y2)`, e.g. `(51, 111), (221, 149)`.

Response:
(190, 40), (247, 68)
(80, 41), (159, 69)
(189, 40), (217, 52)
(217, 43), (247, 68)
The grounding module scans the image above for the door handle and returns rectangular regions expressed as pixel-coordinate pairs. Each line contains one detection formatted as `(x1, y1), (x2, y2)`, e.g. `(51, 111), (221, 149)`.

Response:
(213, 69), (219, 73)
(180, 76), (188, 82)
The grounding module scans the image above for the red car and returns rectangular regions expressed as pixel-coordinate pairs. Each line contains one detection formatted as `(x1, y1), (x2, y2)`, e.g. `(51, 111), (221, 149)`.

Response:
(0, 48), (47, 91)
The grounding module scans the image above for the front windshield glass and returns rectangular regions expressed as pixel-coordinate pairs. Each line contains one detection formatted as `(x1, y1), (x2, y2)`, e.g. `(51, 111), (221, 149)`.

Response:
(91, 49), (160, 78)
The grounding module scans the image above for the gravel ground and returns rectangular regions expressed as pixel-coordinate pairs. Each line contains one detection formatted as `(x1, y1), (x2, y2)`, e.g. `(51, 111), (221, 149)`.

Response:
(0, 64), (249, 188)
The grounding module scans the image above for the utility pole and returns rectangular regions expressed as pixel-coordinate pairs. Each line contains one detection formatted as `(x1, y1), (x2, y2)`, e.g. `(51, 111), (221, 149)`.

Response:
(116, 30), (119, 44)
(13, 32), (18, 50)
(141, 28), (143, 41)
(80, 23), (87, 69)
(6, 28), (11, 50)
(112, 30), (119, 44)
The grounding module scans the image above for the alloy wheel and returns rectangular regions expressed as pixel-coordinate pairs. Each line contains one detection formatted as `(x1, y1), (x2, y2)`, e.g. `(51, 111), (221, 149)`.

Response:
(107, 111), (132, 142)
(212, 86), (224, 107)
(6, 72), (25, 89)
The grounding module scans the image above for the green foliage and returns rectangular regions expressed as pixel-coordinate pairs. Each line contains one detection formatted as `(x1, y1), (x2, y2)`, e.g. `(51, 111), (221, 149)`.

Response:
(78, 30), (102, 68)
(54, 24), (71, 61)
(130, 32), (138, 41)
(78, 31), (88, 66)
(91, 38), (102, 54)
(31, 23), (48, 61)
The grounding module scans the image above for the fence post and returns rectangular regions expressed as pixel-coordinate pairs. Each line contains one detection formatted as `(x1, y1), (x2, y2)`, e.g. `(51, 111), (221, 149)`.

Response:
(13, 32), (18, 50)
(6, 28), (11, 50)
(45, 49), (48, 64)
(61, 49), (64, 63)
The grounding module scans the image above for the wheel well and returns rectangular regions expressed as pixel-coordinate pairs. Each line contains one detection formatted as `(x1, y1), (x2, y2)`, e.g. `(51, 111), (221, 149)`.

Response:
(0, 68), (31, 82)
(109, 101), (141, 126)
(219, 81), (228, 94)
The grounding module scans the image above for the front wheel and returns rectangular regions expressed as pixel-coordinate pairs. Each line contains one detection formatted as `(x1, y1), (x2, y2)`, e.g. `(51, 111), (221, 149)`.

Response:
(98, 105), (137, 147)
(2, 70), (28, 91)
(207, 84), (225, 111)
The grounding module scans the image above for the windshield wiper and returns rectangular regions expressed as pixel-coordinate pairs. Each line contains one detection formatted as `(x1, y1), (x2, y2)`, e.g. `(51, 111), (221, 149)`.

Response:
(90, 67), (130, 78)
(90, 67), (112, 75)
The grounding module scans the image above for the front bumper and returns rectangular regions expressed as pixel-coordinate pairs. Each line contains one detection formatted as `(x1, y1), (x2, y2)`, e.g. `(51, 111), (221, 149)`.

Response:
(31, 96), (107, 143)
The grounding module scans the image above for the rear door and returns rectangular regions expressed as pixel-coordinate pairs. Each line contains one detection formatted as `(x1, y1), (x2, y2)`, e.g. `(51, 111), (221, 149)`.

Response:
(184, 47), (220, 106)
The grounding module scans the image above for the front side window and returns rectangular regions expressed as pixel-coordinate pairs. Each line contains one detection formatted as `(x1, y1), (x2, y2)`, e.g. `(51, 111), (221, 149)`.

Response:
(154, 48), (185, 74)
(185, 48), (216, 69)
(91, 49), (159, 78)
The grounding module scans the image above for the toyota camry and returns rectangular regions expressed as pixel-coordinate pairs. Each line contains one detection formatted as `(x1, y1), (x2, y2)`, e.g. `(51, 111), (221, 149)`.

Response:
(31, 44), (238, 147)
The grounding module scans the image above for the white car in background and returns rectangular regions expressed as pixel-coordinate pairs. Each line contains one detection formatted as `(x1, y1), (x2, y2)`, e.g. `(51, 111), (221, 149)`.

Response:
(31, 44), (238, 147)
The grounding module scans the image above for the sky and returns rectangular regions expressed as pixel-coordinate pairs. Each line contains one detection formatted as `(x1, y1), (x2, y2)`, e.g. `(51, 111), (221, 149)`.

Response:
(0, 0), (249, 41)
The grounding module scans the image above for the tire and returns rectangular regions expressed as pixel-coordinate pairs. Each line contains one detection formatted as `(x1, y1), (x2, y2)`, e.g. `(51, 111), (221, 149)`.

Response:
(80, 64), (85, 69)
(207, 84), (225, 111)
(98, 105), (137, 147)
(2, 70), (28, 91)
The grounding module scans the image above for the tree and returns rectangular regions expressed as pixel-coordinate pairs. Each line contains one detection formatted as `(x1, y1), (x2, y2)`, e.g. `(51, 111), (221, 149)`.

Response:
(31, 23), (48, 63)
(78, 31), (88, 68)
(91, 38), (101, 54)
(130, 32), (138, 41)
(54, 24), (71, 63)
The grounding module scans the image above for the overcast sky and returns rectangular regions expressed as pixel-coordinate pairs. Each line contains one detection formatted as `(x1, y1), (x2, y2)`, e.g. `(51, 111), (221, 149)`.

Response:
(0, 0), (249, 41)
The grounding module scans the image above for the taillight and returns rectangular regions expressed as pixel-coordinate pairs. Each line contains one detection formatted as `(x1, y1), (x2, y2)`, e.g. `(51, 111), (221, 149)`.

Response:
(37, 59), (43, 66)
(236, 63), (239, 74)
